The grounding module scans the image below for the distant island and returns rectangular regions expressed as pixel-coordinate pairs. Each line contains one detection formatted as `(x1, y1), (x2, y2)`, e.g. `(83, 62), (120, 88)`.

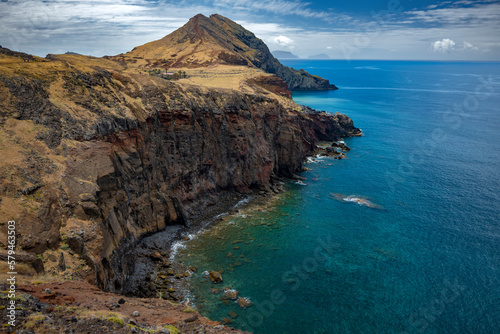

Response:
(308, 53), (331, 59)
(272, 50), (299, 59)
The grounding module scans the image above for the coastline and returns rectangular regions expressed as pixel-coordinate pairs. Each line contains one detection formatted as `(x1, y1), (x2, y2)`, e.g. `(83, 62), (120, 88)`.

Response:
(120, 138), (356, 329)
(121, 183), (287, 300)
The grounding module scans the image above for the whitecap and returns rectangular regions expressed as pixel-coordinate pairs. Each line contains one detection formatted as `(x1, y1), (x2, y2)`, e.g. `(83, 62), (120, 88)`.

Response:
(234, 197), (252, 208)
(354, 66), (380, 70)
(330, 193), (383, 209)
(169, 240), (187, 259)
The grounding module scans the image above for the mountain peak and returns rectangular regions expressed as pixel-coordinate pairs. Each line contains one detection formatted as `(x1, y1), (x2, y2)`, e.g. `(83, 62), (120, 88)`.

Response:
(122, 14), (337, 91)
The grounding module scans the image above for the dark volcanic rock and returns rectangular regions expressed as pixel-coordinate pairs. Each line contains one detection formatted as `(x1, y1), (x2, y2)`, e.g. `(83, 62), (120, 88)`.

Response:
(0, 54), (360, 294)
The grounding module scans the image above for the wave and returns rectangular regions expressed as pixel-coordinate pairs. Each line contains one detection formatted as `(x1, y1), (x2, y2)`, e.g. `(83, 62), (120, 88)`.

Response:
(354, 66), (381, 70)
(169, 239), (187, 259)
(330, 193), (383, 209)
(234, 197), (252, 208)
(169, 196), (254, 260)
(306, 154), (328, 164)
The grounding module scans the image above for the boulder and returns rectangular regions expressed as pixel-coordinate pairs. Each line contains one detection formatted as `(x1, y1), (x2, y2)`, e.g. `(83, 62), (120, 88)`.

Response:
(223, 288), (239, 300)
(149, 251), (162, 261)
(237, 297), (253, 308)
(209, 271), (223, 283)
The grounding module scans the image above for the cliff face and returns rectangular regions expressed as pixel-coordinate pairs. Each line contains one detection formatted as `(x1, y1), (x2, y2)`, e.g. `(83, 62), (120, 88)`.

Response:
(0, 49), (359, 292)
(121, 14), (337, 91)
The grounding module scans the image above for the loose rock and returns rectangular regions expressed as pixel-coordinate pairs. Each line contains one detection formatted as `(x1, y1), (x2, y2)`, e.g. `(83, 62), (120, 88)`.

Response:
(209, 271), (223, 283)
(223, 288), (239, 300)
(237, 297), (253, 308)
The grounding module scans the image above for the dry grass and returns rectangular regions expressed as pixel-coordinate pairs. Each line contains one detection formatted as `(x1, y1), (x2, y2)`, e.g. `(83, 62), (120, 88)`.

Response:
(175, 65), (265, 91)
(0, 119), (66, 232)
(0, 261), (36, 277)
(22, 313), (45, 329)
(0, 53), (124, 78)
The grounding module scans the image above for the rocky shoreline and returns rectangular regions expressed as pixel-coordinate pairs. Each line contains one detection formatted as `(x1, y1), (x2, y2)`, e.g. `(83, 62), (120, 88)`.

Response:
(120, 138), (356, 318)
(121, 186), (285, 300)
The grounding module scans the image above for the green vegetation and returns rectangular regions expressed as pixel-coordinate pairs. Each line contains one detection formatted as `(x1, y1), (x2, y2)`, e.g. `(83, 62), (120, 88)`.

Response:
(126, 324), (156, 333)
(163, 325), (180, 334)
(107, 316), (124, 326)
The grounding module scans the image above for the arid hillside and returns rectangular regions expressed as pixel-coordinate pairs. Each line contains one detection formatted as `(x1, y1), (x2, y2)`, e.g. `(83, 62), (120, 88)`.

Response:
(118, 14), (338, 91)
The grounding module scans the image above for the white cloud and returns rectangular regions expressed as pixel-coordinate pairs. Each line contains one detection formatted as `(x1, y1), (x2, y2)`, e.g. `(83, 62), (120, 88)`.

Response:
(274, 35), (294, 48)
(0, 0), (499, 60)
(463, 41), (478, 50)
(236, 21), (301, 36)
(432, 38), (456, 52)
(405, 2), (500, 25)
(213, 0), (331, 19)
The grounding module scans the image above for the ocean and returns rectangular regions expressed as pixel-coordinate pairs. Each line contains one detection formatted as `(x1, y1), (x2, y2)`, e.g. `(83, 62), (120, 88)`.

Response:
(175, 60), (500, 333)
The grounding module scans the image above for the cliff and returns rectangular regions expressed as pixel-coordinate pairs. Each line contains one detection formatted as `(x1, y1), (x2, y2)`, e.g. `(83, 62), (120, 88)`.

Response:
(120, 14), (337, 91)
(0, 43), (359, 297)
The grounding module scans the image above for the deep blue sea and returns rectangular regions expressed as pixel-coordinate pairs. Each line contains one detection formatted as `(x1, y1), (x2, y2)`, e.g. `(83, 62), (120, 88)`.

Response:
(175, 60), (500, 333)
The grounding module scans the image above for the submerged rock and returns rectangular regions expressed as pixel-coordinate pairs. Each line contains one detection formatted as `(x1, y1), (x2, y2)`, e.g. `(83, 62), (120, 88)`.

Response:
(236, 297), (253, 308)
(209, 271), (223, 283)
(223, 288), (239, 300)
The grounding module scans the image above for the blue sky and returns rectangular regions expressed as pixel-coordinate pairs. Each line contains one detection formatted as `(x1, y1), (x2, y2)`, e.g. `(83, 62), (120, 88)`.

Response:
(0, 0), (499, 60)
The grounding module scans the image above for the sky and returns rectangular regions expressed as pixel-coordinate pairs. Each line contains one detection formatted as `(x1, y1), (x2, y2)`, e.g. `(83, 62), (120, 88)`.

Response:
(0, 0), (499, 60)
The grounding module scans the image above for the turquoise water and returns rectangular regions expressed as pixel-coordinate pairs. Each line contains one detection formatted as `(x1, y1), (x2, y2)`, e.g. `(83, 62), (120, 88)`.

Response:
(176, 60), (500, 333)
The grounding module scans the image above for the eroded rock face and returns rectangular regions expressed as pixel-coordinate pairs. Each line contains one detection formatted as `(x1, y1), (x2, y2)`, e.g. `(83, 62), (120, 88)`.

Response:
(0, 64), (360, 292)
(246, 75), (292, 99)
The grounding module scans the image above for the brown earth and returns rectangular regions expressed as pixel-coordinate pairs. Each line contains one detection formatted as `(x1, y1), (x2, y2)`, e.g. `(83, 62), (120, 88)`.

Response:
(0, 281), (247, 333)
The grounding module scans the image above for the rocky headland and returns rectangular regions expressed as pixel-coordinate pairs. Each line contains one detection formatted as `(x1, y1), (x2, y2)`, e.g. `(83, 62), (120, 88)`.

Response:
(0, 13), (360, 332)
